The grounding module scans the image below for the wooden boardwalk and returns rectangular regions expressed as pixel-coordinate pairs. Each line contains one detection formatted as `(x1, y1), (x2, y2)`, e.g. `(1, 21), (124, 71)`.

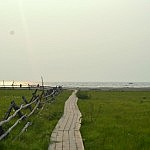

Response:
(48, 90), (84, 150)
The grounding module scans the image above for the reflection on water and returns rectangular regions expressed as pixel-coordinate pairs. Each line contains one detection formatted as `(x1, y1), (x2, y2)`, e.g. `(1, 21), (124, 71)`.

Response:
(0, 81), (33, 87)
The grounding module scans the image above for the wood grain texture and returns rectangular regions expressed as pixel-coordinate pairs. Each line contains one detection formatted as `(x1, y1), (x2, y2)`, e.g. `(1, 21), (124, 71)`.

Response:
(48, 90), (84, 150)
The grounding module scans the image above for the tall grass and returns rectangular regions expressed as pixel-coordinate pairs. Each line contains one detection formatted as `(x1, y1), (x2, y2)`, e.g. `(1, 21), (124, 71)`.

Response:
(0, 89), (72, 150)
(0, 90), (34, 119)
(77, 90), (150, 150)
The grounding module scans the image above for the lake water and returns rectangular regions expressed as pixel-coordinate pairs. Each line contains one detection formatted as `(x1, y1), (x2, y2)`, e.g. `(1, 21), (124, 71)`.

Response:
(1, 81), (150, 88)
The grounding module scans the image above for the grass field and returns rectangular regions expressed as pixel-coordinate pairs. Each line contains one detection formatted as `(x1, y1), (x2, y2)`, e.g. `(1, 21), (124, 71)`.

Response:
(0, 89), (72, 150)
(77, 90), (150, 150)
(0, 89), (34, 118)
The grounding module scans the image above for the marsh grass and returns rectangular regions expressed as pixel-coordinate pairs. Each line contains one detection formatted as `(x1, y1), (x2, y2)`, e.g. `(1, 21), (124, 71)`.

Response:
(0, 90), (34, 119)
(78, 91), (150, 150)
(0, 89), (71, 150)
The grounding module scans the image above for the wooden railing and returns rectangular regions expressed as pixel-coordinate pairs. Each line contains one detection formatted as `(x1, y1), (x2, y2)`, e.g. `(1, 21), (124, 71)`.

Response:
(0, 86), (62, 141)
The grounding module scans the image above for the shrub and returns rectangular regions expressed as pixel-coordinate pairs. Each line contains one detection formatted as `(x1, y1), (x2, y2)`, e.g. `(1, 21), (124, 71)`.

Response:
(76, 91), (90, 99)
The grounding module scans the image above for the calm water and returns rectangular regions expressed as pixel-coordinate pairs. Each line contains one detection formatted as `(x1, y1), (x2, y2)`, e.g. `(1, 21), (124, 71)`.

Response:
(45, 82), (150, 88)
(1, 81), (150, 88)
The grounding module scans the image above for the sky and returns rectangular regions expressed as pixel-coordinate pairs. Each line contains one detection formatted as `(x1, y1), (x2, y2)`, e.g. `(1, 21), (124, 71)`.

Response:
(0, 0), (150, 82)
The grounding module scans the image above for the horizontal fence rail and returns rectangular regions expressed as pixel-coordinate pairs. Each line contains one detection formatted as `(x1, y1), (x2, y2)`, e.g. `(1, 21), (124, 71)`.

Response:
(0, 86), (63, 141)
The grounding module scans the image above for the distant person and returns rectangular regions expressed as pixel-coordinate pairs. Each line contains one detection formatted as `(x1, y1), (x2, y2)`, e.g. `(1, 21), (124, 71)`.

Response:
(28, 84), (31, 90)
(12, 83), (14, 89)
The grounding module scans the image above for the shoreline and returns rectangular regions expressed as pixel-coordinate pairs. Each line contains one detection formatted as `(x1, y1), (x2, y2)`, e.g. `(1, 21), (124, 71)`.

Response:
(64, 87), (150, 91)
(1, 86), (150, 91)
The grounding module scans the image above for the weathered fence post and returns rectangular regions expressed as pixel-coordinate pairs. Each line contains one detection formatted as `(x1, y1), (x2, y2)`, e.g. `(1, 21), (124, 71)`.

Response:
(3, 104), (13, 120)
(0, 126), (5, 136)
(29, 89), (38, 103)
(22, 96), (32, 111)
(11, 101), (23, 118)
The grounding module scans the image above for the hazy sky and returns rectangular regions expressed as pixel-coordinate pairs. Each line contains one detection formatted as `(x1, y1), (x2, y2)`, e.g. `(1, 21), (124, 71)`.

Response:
(0, 0), (150, 82)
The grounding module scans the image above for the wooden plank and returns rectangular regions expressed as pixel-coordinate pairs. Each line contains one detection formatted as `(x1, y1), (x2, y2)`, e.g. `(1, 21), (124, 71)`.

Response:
(48, 90), (84, 150)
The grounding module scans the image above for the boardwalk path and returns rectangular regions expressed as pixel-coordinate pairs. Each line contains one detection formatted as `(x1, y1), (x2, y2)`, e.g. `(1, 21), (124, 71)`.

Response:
(48, 90), (84, 150)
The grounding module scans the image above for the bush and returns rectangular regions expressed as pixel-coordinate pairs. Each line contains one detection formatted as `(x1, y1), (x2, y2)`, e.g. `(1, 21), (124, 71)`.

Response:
(76, 91), (90, 99)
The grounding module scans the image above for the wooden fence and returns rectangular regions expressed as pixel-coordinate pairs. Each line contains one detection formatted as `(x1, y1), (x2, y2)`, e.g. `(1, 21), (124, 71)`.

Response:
(0, 86), (62, 141)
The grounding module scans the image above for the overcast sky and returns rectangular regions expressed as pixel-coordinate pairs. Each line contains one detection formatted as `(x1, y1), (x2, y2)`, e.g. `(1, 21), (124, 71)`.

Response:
(0, 0), (150, 82)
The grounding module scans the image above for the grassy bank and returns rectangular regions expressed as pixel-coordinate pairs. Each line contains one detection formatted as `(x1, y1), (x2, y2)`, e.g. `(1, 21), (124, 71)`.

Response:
(77, 90), (150, 150)
(0, 89), (72, 150)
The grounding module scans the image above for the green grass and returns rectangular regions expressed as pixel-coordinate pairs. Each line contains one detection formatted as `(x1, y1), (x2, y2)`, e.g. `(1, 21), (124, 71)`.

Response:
(77, 90), (150, 150)
(0, 89), (72, 150)
(0, 89), (34, 118)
